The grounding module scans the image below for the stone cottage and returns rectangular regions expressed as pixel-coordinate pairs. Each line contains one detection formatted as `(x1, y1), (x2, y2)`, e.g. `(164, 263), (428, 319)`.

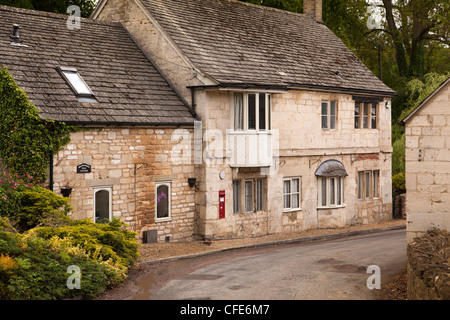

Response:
(93, 0), (396, 240)
(0, 5), (198, 242)
(401, 77), (450, 243)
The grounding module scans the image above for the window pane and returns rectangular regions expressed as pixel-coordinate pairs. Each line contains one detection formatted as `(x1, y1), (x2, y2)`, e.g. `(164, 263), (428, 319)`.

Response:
(233, 180), (240, 213)
(245, 180), (254, 212)
(63, 71), (92, 95)
(329, 178), (335, 205)
(257, 179), (266, 211)
(365, 171), (371, 198)
(259, 93), (266, 131)
(248, 94), (256, 130)
(337, 177), (341, 205)
(283, 180), (291, 209)
(321, 178), (327, 206)
(292, 178), (299, 208)
(363, 103), (369, 128)
(371, 103), (377, 129)
(95, 190), (110, 223)
(321, 102), (328, 129)
(358, 171), (364, 199)
(373, 170), (379, 198)
(156, 184), (169, 218)
(234, 93), (244, 130)
(354, 103), (360, 129)
(330, 101), (336, 129)
(267, 95), (271, 130)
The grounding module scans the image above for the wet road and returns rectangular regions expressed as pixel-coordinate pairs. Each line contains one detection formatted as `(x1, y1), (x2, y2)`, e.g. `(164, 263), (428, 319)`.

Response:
(108, 229), (406, 300)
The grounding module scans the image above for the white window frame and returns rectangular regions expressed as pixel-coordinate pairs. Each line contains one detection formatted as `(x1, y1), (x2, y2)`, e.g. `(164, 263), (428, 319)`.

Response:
(233, 178), (267, 214)
(93, 186), (112, 223)
(234, 92), (271, 132)
(57, 66), (95, 97)
(317, 177), (345, 209)
(155, 181), (171, 222)
(283, 177), (301, 211)
(321, 101), (337, 130)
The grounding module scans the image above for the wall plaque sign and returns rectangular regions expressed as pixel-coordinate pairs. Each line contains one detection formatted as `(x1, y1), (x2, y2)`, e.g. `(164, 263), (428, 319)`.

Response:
(76, 163), (91, 173)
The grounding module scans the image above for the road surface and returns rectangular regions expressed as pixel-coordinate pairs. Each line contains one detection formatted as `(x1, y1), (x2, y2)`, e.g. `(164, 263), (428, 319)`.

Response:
(107, 228), (406, 300)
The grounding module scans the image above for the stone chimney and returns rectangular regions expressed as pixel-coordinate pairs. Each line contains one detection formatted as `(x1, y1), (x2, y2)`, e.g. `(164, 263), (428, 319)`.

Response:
(303, 0), (322, 23)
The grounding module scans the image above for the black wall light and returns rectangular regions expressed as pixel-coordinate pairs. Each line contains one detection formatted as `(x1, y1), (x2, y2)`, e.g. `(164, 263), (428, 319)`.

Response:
(60, 187), (72, 198)
(188, 177), (197, 188)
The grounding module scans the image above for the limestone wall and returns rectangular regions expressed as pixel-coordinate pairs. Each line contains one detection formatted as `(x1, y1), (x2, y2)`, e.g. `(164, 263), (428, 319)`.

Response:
(53, 127), (196, 242)
(405, 82), (450, 243)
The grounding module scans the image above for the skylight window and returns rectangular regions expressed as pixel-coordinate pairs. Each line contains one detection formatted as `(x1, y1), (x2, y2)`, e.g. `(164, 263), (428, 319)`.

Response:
(57, 67), (95, 99)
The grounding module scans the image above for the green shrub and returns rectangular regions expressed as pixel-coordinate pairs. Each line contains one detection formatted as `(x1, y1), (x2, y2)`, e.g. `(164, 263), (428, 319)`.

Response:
(392, 172), (406, 192)
(32, 219), (139, 268)
(14, 186), (73, 232)
(0, 220), (138, 300)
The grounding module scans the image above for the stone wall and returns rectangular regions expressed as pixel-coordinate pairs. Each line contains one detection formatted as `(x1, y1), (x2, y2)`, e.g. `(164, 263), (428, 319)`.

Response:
(407, 229), (450, 300)
(53, 127), (196, 242)
(405, 81), (450, 243)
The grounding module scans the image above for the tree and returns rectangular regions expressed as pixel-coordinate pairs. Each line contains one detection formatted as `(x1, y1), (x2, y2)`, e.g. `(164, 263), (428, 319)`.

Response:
(0, 0), (96, 17)
(369, 0), (450, 78)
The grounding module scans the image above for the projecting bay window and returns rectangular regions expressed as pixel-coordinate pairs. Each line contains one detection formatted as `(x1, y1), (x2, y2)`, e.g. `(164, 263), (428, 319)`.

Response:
(234, 92), (271, 132)
(318, 177), (344, 208)
(315, 160), (348, 209)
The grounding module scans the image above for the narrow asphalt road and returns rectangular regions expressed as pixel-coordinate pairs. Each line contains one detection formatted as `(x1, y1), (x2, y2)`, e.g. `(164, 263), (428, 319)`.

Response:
(107, 228), (406, 300)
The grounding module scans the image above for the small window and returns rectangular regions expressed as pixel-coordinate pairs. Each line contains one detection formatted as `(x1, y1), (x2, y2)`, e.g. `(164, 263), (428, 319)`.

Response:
(321, 101), (337, 130)
(283, 177), (301, 211)
(57, 67), (95, 99)
(358, 170), (380, 200)
(94, 187), (112, 223)
(355, 101), (378, 129)
(156, 182), (171, 221)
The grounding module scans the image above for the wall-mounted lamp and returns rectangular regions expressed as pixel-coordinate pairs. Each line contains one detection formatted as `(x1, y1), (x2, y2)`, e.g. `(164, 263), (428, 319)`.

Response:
(60, 187), (72, 198)
(188, 177), (197, 188)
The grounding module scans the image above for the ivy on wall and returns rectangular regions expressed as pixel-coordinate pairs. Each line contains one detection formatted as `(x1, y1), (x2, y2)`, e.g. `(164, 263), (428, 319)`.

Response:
(0, 67), (73, 183)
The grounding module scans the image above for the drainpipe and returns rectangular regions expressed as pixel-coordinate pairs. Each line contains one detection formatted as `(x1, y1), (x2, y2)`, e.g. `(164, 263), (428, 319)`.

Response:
(190, 87), (197, 117)
(49, 149), (54, 191)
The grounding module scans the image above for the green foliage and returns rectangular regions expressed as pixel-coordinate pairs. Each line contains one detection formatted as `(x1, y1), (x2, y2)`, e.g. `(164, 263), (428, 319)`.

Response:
(399, 73), (450, 122)
(14, 186), (73, 232)
(392, 172), (405, 193)
(392, 133), (405, 176)
(0, 0), (96, 17)
(32, 219), (139, 268)
(0, 67), (73, 183)
(0, 219), (139, 300)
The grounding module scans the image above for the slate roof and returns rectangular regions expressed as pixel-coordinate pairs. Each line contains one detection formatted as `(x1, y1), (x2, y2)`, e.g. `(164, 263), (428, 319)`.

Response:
(139, 0), (395, 95)
(0, 5), (196, 125)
